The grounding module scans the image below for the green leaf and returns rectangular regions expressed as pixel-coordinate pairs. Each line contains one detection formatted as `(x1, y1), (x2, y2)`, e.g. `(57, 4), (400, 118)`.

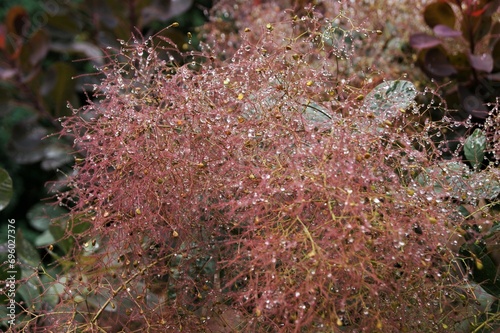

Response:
(49, 221), (74, 255)
(0, 168), (13, 211)
(68, 213), (92, 235)
(464, 129), (486, 169)
(363, 80), (417, 115)
(34, 230), (56, 247)
(17, 267), (43, 312)
(27, 203), (67, 232)
(458, 205), (470, 217)
(415, 161), (471, 200)
(461, 242), (500, 297)
(469, 172), (500, 200)
(16, 229), (40, 267)
(302, 101), (332, 124)
(39, 273), (65, 309)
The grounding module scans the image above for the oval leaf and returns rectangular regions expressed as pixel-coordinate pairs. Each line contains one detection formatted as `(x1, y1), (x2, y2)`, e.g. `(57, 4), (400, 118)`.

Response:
(363, 80), (417, 124)
(469, 173), (500, 200)
(433, 24), (462, 38)
(423, 47), (457, 77)
(26, 29), (50, 66)
(142, 0), (194, 26)
(302, 101), (333, 124)
(459, 85), (490, 118)
(464, 129), (486, 169)
(5, 6), (30, 36)
(424, 2), (456, 28)
(469, 53), (494, 73)
(487, 72), (500, 81)
(460, 242), (500, 297)
(484, 0), (500, 16)
(0, 168), (13, 211)
(16, 229), (41, 267)
(27, 203), (67, 232)
(409, 33), (442, 50)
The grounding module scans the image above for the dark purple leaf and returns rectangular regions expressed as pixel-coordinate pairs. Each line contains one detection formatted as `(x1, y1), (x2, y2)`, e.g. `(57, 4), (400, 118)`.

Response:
(492, 39), (500, 71)
(484, 0), (500, 17)
(41, 62), (77, 117)
(142, 0), (194, 26)
(91, 1), (119, 30)
(490, 22), (500, 49)
(486, 72), (500, 81)
(410, 33), (441, 50)
(433, 24), (461, 38)
(458, 85), (489, 119)
(469, 53), (494, 73)
(7, 117), (47, 164)
(424, 47), (457, 77)
(0, 67), (17, 80)
(463, 15), (491, 44)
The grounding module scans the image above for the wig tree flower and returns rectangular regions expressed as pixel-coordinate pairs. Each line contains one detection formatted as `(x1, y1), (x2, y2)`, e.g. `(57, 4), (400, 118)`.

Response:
(45, 3), (467, 333)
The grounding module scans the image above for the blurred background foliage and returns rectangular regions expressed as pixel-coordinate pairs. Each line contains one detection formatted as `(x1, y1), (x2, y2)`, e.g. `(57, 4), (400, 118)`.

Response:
(0, 0), (211, 304)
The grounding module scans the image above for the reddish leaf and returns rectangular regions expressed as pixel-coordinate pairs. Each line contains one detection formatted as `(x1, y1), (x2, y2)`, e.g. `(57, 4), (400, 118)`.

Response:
(433, 24), (462, 38)
(423, 1), (456, 28)
(470, 8), (486, 17)
(409, 33), (442, 50)
(469, 53), (494, 73)
(5, 6), (30, 36)
(0, 25), (6, 50)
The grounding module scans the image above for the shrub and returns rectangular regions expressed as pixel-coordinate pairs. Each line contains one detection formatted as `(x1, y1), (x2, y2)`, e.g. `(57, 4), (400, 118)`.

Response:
(5, 1), (499, 332)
